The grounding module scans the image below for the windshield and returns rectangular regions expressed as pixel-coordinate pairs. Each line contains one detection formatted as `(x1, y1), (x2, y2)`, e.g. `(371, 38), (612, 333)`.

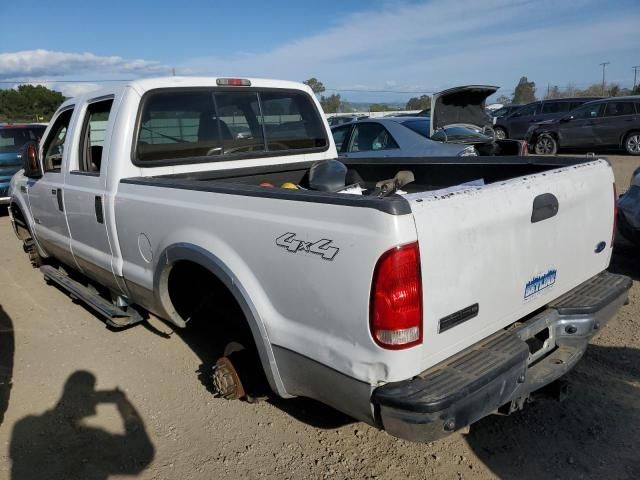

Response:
(0, 127), (45, 154)
(401, 119), (489, 142)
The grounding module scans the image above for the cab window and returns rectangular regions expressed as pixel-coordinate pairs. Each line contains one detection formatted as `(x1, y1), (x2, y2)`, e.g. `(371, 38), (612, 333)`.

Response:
(135, 88), (328, 164)
(42, 108), (74, 172)
(348, 123), (398, 152)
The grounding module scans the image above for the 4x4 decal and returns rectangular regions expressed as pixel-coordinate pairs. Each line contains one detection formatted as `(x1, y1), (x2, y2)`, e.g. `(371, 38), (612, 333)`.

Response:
(276, 233), (339, 261)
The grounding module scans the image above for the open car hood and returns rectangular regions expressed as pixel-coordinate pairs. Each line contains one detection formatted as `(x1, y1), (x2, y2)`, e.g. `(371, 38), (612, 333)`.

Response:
(430, 85), (498, 137)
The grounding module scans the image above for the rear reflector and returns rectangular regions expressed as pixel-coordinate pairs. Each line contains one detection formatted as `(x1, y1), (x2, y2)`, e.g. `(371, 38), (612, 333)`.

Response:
(370, 242), (422, 350)
(216, 78), (251, 87)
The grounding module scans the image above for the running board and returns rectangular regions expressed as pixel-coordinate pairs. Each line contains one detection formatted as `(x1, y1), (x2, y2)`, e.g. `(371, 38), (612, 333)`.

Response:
(40, 265), (144, 329)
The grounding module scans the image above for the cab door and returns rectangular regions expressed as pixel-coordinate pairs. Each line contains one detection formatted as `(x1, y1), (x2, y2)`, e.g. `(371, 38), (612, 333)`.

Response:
(63, 97), (122, 292)
(27, 106), (77, 267)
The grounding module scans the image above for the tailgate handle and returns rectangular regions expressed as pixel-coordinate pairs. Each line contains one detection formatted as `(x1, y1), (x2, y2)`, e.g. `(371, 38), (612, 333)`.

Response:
(531, 193), (558, 223)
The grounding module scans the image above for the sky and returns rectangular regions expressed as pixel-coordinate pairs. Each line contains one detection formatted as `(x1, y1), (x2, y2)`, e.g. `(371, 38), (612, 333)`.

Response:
(1, 0), (639, 103)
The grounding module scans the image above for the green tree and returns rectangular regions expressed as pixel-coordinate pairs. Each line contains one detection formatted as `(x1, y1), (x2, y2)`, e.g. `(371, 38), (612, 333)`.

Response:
(320, 93), (341, 113)
(303, 77), (326, 95)
(0, 84), (65, 122)
(633, 85), (640, 95)
(405, 95), (431, 110)
(512, 77), (536, 104)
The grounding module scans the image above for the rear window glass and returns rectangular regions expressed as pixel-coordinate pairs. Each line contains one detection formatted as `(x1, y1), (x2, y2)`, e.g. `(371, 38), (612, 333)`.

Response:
(0, 127), (45, 153)
(402, 119), (430, 138)
(136, 89), (328, 163)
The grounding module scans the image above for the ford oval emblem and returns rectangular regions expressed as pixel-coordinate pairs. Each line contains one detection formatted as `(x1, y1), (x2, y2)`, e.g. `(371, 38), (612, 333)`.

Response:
(594, 241), (606, 253)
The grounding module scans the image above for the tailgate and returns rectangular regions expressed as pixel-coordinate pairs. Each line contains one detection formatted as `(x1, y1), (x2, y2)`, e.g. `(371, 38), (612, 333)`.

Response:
(409, 159), (615, 369)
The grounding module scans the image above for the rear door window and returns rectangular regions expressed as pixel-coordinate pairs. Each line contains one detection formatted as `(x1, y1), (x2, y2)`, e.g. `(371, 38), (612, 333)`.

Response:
(348, 123), (399, 152)
(135, 88), (328, 164)
(78, 99), (113, 172)
(604, 102), (635, 117)
(541, 102), (570, 114)
(511, 103), (538, 117)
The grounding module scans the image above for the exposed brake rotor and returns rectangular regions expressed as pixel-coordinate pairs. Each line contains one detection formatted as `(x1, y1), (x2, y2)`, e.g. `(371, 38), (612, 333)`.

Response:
(211, 356), (246, 400)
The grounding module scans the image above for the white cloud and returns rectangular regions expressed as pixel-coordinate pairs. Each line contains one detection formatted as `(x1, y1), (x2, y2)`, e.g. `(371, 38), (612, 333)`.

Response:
(54, 83), (102, 97)
(179, 0), (640, 100)
(0, 49), (168, 79)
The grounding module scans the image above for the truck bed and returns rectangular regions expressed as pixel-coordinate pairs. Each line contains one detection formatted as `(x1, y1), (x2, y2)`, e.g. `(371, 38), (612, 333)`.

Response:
(122, 155), (594, 212)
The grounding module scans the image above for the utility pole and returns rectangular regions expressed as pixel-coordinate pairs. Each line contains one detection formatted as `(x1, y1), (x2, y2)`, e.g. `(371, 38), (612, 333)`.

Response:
(599, 62), (610, 95)
(633, 66), (640, 90)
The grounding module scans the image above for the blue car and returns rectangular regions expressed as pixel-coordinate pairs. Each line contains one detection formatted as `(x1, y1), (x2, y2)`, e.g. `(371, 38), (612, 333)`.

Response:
(0, 124), (46, 205)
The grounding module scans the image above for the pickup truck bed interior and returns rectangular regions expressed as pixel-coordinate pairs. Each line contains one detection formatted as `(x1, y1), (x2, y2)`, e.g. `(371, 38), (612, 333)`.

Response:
(139, 155), (594, 196)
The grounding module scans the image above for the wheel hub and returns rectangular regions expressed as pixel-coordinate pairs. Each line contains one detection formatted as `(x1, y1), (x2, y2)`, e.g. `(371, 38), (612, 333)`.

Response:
(211, 356), (246, 400)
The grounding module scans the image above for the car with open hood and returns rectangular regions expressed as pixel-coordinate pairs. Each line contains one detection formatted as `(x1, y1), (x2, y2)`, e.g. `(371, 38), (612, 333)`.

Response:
(331, 86), (526, 158)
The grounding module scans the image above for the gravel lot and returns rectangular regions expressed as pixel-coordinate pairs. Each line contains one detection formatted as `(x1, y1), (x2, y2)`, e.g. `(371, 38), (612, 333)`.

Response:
(0, 154), (639, 480)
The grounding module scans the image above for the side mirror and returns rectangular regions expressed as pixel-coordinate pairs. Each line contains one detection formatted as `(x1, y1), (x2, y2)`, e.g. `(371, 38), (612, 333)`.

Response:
(22, 141), (43, 178)
(560, 115), (573, 123)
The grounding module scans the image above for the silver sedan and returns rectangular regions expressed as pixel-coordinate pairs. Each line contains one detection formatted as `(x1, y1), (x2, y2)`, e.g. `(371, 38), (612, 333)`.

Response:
(331, 117), (502, 159)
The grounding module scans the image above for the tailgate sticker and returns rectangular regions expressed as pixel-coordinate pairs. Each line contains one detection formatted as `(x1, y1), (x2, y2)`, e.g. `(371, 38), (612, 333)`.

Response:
(524, 269), (557, 301)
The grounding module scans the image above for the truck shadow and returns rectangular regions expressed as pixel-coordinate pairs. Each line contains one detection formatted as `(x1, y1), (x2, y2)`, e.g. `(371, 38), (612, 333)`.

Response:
(8, 370), (155, 480)
(178, 313), (354, 430)
(0, 305), (14, 428)
(465, 344), (640, 480)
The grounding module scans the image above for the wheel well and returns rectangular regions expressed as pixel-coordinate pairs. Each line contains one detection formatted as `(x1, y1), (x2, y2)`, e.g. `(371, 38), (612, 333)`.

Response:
(167, 260), (245, 327)
(622, 130), (640, 146)
(9, 202), (31, 240)
(165, 259), (270, 396)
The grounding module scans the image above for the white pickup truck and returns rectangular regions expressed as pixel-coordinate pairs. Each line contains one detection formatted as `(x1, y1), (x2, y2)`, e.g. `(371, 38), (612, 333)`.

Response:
(8, 76), (631, 442)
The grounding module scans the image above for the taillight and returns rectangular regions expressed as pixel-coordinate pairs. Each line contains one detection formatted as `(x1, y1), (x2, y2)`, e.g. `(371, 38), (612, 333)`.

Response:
(370, 242), (422, 350)
(521, 141), (529, 156)
(612, 183), (617, 248)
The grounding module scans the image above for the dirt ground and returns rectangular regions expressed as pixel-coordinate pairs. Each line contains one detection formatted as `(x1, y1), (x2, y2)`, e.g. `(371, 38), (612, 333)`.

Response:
(0, 154), (639, 480)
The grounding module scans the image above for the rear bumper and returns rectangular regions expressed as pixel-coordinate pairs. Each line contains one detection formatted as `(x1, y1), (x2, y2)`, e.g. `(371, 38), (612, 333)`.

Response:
(0, 197), (10, 205)
(372, 271), (632, 443)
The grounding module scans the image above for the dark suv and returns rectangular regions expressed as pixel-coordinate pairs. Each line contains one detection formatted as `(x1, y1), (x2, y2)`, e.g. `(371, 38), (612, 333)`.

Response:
(526, 97), (640, 155)
(494, 97), (602, 140)
(0, 124), (47, 204)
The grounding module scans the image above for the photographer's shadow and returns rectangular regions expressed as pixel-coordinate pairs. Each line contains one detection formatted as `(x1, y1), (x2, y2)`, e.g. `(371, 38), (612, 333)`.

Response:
(9, 371), (154, 480)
